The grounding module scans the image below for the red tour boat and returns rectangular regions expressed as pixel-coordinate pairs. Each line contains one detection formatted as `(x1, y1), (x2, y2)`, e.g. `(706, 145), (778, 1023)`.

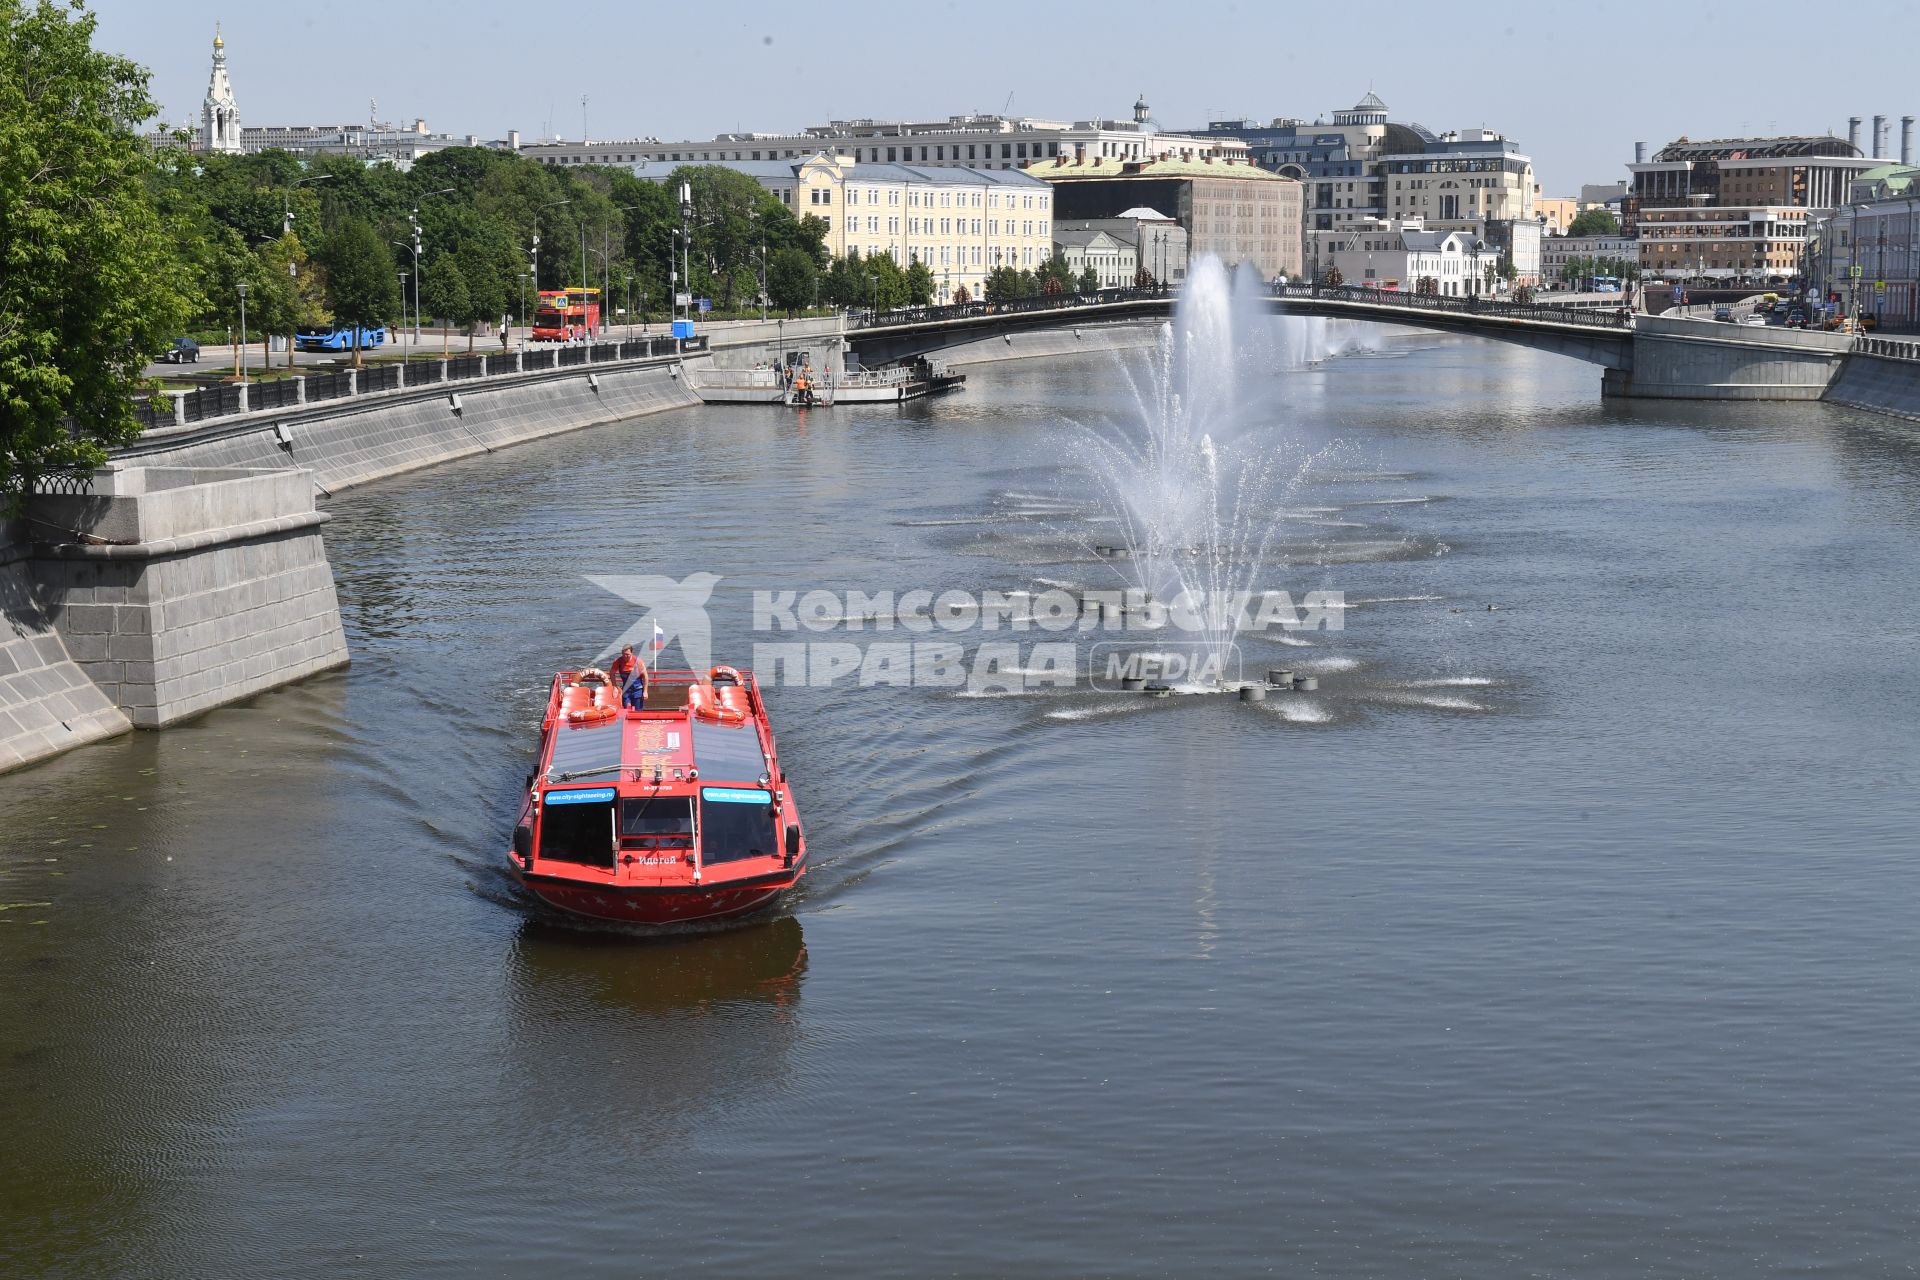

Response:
(508, 665), (807, 925)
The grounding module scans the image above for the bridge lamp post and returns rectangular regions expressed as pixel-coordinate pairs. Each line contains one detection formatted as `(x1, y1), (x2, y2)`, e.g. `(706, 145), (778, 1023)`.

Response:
(235, 281), (248, 384)
(518, 271), (529, 350)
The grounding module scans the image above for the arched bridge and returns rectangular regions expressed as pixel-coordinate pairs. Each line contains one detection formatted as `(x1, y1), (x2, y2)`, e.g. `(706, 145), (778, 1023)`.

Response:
(845, 285), (1633, 370)
(841, 286), (1862, 401)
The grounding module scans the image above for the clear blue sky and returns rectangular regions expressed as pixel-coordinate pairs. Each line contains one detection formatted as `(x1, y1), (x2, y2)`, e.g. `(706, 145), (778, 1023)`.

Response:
(91, 0), (1920, 195)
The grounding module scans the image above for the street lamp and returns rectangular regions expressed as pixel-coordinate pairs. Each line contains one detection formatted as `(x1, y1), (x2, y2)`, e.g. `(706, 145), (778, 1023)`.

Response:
(283, 172), (332, 235)
(518, 269), (530, 350)
(391, 240), (418, 357)
(409, 186), (456, 341)
(236, 280), (248, 383)
(533, 198), (572, 339)
(395, 270), (410, 366)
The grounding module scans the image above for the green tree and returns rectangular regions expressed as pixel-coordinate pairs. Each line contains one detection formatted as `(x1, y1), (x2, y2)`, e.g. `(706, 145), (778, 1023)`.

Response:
(904, 260), (935, 306)
(1078, 265), (1100, 293)
(319, 217), (400, 366)
(766, 247), (818, 316)
(867, 253), (907, 310)
(1037, 255), (1075, 295)
(984, 265), (1022, 303)
(253, 231), (326, 369)
(419, 254), (471, 356)
(0, 0), (195, 506)
(821, 250), (864, 309)
(1567, 208), (1620, 237)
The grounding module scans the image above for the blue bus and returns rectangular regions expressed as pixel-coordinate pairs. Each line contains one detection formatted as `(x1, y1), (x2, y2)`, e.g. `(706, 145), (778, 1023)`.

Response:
(1590, 276), (1621, 293)
(295, 324), (388, 353)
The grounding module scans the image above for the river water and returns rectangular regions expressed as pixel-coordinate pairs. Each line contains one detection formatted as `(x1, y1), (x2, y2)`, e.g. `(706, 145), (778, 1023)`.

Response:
(4, 334), (1920, 1277)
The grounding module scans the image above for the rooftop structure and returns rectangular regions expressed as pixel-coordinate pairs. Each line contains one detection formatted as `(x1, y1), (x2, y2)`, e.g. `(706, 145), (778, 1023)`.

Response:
(521, 100), (1245, 172)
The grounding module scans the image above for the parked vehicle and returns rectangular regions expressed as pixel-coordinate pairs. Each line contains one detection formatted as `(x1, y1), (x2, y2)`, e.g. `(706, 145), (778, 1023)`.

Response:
(295, 324), (388, 353)
(531, 288), (602, 342)
(157, 336), (200, 364)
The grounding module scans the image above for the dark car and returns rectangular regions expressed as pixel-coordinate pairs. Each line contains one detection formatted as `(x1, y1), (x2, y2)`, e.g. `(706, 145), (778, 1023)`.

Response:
(158, 336), (200, 364)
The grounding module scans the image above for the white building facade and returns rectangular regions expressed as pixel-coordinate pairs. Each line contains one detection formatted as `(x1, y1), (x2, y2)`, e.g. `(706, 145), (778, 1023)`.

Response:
(1053, 229), (1136, 287)
(1310, 221), (1490, 295)
(636, 153), (1053, 303)
(1053, 207), (1189, 285)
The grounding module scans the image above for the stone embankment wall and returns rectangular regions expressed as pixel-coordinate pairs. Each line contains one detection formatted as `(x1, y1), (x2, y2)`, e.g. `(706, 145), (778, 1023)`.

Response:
(939, 321), (1160, 367)
(1605, 315), (1853, 400)
(120, 360), (700, 494)
(0, 531), (131, 772)
(1823, 350), (1920, 421)
(27, 469), (348, 729)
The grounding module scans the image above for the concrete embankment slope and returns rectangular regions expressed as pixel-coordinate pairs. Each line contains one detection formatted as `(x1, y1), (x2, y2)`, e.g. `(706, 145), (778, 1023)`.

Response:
(119, 359), (700, 494)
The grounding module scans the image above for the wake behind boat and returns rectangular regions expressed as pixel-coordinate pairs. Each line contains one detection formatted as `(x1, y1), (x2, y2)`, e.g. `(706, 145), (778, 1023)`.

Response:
(508, 666), (807, 925)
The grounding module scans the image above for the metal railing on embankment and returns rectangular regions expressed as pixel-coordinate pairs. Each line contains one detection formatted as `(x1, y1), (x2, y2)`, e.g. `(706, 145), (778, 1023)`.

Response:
(130, 334), (711, 432)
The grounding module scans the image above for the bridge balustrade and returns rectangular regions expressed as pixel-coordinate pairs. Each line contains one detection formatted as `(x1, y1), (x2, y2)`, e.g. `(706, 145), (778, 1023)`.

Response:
(847, 282), (1632, 332)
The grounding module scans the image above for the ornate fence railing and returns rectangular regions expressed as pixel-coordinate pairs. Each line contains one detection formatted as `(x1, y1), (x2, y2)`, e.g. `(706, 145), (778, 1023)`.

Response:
(130, 335), (695, 432)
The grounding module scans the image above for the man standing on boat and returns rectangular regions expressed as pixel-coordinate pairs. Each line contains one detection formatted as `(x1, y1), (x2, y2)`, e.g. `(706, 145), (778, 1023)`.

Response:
(610, 644), (638, 693)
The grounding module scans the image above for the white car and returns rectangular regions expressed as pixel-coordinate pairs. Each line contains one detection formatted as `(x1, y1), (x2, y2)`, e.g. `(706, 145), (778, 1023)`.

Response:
(1742, 314), (1768, 326)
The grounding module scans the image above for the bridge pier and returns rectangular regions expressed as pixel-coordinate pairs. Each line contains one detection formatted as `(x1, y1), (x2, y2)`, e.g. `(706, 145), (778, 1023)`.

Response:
(1607, 317), (1853, 401)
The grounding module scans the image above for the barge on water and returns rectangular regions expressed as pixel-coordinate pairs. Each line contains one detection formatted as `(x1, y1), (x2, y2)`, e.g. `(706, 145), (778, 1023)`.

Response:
(508, 667), (807, 925)
(692, 357), (964, 406)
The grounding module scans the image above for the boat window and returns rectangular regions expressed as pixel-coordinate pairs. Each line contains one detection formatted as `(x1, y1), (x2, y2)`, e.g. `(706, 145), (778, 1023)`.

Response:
(620, 795), (693, 844)
(539, 793), (615, 868)
(700, 788), (778, 865)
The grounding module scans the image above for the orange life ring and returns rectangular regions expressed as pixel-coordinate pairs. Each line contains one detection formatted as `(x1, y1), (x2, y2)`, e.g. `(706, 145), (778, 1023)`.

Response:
(577, 667), (610, 685)
(709, 665), (743, 685)
(566, 705), (619, 726)
(687, 683), (747, 726)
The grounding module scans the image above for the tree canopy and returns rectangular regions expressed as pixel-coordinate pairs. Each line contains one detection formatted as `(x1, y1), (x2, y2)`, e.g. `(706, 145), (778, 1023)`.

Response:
(0, 0), (195, 508)
(1566, 208), (1621, 238)
(766, 247), (818, 315)
(319, 218), (400, 363)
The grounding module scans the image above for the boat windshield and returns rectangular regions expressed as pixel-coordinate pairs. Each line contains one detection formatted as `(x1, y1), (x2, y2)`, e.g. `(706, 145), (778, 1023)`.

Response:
(539, 790), (615, 868)
(620, 795), (692, 845)
(700, 788), (778, 865)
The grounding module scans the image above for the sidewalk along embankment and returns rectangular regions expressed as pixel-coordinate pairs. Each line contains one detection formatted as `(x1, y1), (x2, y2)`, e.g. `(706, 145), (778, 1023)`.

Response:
(118, 355), (702, 494)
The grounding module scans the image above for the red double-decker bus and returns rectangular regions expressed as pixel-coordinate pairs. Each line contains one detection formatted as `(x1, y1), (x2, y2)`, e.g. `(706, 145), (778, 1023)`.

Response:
(530, 288), (601, 341)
